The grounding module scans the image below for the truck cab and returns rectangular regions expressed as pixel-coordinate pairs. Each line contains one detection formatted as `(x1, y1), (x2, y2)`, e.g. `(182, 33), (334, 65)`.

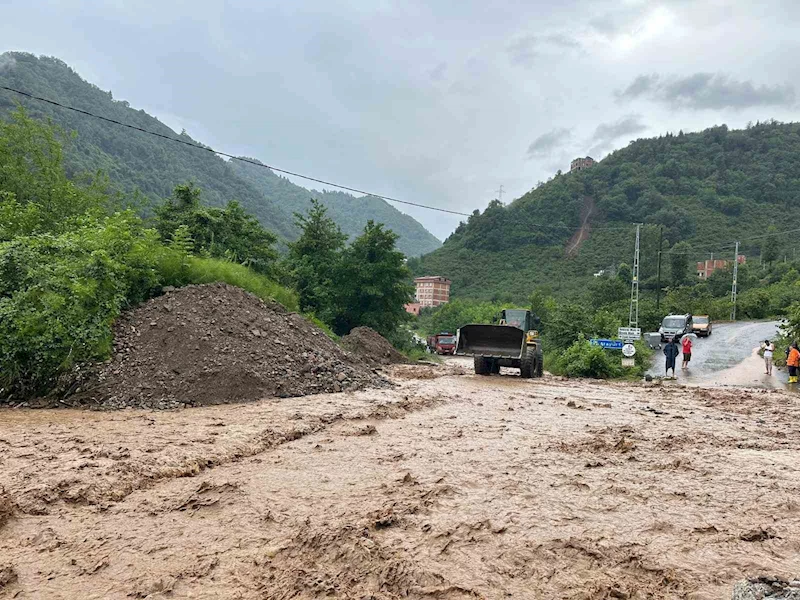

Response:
(427, 332), (456, 355)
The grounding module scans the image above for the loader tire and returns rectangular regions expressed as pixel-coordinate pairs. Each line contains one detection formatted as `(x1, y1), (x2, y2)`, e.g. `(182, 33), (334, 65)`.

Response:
(520, 347), (535, 378)
(536, 351), (544, 378)
(474, 356), (491, 375)
(490, 359), (501, 374)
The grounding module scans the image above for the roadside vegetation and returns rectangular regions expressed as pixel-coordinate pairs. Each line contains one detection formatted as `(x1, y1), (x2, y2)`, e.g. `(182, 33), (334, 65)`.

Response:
(0, 109), (413, 398)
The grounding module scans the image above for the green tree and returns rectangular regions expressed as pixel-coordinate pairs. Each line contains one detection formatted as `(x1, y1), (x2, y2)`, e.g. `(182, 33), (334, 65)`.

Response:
(529, 290), (557, 325)
(0, 107), (110, 239)
(588, 276), (628, 307)
(155, 183), (278, 275)
(330, 221), (414, 337)
(617, 263), (632, 284)
(669, 241), (693, 284)
(761, 226), (780, 266)
(286, 199), (348, 318)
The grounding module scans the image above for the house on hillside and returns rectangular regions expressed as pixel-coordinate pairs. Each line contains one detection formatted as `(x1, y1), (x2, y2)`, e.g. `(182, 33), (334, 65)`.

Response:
(570, 156), (596, 172)
(405, 303), (422, 316)
(697, 255), (746, 279)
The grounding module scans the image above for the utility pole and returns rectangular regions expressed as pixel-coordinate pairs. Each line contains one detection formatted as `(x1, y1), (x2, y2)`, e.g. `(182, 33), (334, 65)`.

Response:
(655, 226), (663, 311)
(731, 241), (739, 321)
(629, 224), (641, 328)
(496, 185), (505, 201)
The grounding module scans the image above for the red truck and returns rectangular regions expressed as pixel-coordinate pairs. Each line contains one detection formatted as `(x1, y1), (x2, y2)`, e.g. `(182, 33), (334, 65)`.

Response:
(427, 332), (457, 355)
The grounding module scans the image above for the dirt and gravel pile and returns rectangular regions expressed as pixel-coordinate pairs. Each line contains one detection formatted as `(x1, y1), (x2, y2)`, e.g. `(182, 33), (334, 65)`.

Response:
(72, 283), (388, 409)
(339, 326), (408, 366)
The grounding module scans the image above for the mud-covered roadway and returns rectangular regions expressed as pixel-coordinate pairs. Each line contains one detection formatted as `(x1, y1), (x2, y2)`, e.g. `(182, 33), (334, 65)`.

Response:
(1, 359), (799, 599)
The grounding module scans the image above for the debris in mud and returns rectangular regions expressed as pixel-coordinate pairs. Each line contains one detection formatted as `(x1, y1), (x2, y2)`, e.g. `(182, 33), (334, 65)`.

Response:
(732, 577), (800, 599)
(0, 487), (16, 529)
(258, 518), (477, 599)
(339, 326), (408, 366)
(66, 284), (388, 409)
(0, 565), (17, 590)
(174, 481), (241, 513)
(739, 527), (779, 542)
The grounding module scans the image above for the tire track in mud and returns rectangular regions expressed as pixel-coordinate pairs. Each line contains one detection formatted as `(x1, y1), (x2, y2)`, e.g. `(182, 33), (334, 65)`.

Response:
(5, 391), (456, 517)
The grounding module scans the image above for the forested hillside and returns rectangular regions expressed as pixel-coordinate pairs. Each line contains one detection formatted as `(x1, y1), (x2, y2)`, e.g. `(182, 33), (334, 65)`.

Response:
(0, 52), (440, 256)
(412, 121), (800, 301)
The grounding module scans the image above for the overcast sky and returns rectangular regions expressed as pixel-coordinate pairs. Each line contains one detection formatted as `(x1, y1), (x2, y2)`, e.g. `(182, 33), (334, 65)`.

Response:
(3, 0), (800, 239)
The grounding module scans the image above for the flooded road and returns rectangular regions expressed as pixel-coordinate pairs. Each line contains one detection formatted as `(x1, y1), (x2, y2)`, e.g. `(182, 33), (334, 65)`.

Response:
(1, 362), (800, 599)
(647, 321), (783, 388)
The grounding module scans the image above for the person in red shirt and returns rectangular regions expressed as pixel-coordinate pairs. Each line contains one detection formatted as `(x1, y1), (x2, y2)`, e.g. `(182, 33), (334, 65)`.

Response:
(787, 342), (800, 384)
(681, 335), (692, 370)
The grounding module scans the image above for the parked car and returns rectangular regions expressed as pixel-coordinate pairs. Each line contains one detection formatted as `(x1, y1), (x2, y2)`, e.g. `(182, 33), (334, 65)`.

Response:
(692, 315), (712, 337)
(659, 314), (693, 341)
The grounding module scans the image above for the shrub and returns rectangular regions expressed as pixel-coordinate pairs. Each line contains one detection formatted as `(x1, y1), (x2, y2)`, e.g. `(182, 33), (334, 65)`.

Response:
(551, 337), (623, 379)
(0, 212), (163, 397)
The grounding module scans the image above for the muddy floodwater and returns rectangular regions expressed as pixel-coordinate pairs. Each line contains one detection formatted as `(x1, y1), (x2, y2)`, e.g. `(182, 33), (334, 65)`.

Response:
(1, 360), (799, 599)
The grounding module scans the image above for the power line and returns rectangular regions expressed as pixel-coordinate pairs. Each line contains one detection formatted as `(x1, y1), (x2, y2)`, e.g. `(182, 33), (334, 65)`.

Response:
(7, 84), (798, 247)
(0, 84), (471, 217)
(740, 226), (800, 243)
(661, 224), (800, 256)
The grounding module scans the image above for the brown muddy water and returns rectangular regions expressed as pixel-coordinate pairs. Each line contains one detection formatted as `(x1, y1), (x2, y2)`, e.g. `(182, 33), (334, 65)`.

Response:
(1, 360), (799, 599)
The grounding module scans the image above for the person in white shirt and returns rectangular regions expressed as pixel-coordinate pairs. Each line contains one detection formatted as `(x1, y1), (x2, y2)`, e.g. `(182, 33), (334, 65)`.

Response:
(762, 340), (775, 375)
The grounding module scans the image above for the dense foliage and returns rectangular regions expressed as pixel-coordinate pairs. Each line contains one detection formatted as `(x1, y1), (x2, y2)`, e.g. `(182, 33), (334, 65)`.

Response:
(0, 52), (440, 256)
(155, 183), (278, 276)
(412, 120), (800, 304)
(286, 199), (348, 321)
(287, 202), (414, 337)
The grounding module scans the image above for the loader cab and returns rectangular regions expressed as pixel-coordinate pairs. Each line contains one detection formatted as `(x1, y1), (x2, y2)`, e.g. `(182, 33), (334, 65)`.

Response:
(499, 309), (539, 332)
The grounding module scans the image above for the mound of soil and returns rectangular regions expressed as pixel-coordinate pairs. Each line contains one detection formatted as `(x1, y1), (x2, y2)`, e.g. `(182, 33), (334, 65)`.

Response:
(72, 284), (388, 409)
(339, 326), (408, 366)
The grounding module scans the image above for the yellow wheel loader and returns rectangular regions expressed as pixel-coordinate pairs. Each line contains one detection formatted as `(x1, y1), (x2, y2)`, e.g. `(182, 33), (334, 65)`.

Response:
(455, 309), (543, 378)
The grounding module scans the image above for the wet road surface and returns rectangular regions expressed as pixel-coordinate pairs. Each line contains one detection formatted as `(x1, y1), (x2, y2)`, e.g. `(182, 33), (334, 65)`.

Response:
(2, 362), (800, 599)
(648, 321), (784, 387)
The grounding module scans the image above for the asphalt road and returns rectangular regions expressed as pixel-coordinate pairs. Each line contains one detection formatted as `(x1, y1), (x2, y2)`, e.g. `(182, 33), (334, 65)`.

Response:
(647, 320), (785, 388)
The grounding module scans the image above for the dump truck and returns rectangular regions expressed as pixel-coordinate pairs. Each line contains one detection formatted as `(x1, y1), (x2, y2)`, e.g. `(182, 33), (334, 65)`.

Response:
(455, 309), (543, 378)
(427, 332), (456, 355)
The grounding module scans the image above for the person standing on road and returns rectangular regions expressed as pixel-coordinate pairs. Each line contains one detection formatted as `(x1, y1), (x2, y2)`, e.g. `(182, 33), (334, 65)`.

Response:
(787, 342), (800, 384)
(762, 340), (775, 375)
(681, 335), (693, 370)
(664, 337), (680, 378)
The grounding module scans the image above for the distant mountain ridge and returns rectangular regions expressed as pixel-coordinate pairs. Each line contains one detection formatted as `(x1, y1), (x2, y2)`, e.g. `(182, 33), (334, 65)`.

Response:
(0, 52), (441, 256)
(412, 119), (800, 300)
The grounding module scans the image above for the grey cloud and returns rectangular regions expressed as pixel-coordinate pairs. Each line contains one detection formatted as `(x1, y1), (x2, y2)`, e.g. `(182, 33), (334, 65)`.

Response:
(507, 33), (580, 66)
(617, 75), (658, 101)
(589, 116), (647, 157)
(508, 36), (538, 66)
(0, 53), (16, 72)
(618, 73), (796, 109)
(429, 62), (447, 82)
(527, 128), (572, 158)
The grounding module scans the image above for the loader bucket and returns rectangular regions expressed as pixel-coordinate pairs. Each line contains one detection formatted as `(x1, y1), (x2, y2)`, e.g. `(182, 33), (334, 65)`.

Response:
(455, 325), (526, 359)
